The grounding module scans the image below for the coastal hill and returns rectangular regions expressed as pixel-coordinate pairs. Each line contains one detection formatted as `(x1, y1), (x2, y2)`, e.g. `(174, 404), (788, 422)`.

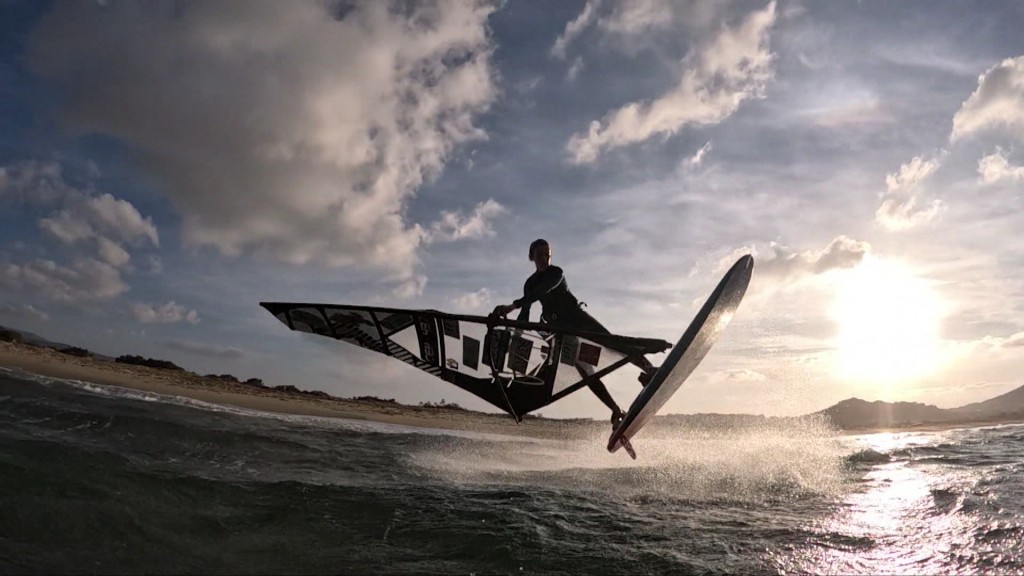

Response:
(816, 388), (1024, 431)
(818, 398), (956, 430)
(953, 385), (1024, 419)
(2, 322), (1023, 432)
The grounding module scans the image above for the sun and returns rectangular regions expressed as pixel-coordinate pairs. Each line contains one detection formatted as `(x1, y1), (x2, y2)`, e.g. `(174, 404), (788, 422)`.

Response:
(830, 256), (944, 386)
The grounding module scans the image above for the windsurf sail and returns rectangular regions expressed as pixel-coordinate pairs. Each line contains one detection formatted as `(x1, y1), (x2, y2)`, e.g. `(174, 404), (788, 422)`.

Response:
(260, 302), (671, 420)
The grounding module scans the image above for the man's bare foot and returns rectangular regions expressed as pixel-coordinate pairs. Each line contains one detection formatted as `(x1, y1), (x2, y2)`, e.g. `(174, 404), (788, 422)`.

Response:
(638, 366), (659, 386)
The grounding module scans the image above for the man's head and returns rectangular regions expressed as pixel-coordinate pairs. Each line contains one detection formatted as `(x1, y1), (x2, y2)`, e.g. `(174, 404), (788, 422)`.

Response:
(529, 238), (551, 264)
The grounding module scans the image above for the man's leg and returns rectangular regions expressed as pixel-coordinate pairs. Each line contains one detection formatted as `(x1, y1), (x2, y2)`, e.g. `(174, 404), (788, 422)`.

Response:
(574, 360), (623, 425)
(587, 378), (624, 426)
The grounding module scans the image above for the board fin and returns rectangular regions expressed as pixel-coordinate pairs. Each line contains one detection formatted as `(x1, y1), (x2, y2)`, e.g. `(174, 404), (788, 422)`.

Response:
(616, 435), (637, 460)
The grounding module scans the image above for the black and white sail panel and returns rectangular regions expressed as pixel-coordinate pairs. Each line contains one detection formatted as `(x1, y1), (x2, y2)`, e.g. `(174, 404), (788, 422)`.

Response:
(260, 302), (671, 419)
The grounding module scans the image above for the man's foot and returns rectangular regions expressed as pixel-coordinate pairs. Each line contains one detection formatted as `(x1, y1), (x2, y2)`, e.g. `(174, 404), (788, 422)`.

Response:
(611, 409), (624, 428)
(638, 366), (659, 387)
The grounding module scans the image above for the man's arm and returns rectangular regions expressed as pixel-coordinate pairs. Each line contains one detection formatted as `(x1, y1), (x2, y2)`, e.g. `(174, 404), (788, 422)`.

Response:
(515, 302), (531, 323)
(491, 299), (533, 320)
(512, 267), (564, 309)
(492, 267), (563, 319)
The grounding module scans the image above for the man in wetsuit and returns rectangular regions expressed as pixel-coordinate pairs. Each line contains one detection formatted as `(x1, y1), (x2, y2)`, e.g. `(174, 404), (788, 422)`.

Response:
(491, 239), (657, 427)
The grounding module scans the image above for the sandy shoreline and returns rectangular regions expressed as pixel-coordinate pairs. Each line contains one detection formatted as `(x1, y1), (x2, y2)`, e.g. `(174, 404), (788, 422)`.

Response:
(0, 341), (609, 440)
(5, 340), (1020, 440)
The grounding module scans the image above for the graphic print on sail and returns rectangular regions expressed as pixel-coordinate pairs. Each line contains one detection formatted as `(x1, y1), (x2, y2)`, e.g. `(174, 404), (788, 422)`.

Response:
(260, 303), (672, 421)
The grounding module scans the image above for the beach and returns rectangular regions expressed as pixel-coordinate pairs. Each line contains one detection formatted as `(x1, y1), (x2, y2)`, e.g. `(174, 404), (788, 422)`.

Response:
(0, 340), (604, 440)
(6, 340), (1014, 441)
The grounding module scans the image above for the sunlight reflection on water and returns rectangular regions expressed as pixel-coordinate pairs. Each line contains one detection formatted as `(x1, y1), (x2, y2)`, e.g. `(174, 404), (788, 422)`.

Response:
(772, 429), (1020, 575)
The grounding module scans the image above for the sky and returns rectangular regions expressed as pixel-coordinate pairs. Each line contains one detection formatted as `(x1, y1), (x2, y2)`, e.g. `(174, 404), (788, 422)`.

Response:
(2, 0), (1024, 420)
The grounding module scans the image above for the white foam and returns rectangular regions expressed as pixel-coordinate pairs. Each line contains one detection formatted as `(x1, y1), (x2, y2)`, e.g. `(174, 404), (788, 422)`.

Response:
(412, 418), (856, 502)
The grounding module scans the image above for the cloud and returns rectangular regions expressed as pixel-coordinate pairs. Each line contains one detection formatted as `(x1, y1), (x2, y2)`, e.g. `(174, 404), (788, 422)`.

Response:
(0, 161), (75, 206)
(566, 2), (776, 164)
(513, 76), (543, 95)
(7, 160), (158, 277)
(96, 237), (131, 268)
(38, 210), (94, 245)
(425, 199), (506, 243)
(0, 166), (144, 300)
(739, 235), (871, 285)
(885, 155), (939, 193)
(597, 0), (673, 37)
(966, 331), (1024, 353)
(978, 148), (1024, 184)
(723, 368), (768, 382)
(1005, 332), (1024, 348)
(85, 193), (159, 247)
(682, 141), (712, 170)
(0, 303), (49, 322)
(453, 288), (492, 311)
(951, 55), (1024, 141)
(165, 339), (248, 359)
(567, 57), (585, 82)
(552, 0), (681, 59)
(809, 236), (873, 273)
(0, 258), (127, 302)
(392, 274), (427, 300)
(37, 193), (158, 261)
(875, 155), (947, 230)
(131, 301), (200, 324)
(551, 0), (601, 59)
(29, 0), (499, 278)
(807, 99), (897, 129)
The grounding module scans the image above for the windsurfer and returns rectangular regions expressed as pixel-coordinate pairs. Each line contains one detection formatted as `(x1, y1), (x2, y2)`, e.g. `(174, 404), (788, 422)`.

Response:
(491, 238), (657, 427)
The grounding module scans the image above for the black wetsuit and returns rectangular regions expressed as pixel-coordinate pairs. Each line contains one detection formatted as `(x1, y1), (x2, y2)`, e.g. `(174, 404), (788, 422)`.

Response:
(512, 265), (652, 419)
(513, 266), (608, 334)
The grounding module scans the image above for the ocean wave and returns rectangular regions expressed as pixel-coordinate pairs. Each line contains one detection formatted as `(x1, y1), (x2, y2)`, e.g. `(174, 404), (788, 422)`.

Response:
(846, 448), (890, 464)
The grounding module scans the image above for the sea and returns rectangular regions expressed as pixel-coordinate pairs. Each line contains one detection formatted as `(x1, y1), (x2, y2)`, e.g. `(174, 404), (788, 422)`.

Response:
(2, 367), (1023, 575)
